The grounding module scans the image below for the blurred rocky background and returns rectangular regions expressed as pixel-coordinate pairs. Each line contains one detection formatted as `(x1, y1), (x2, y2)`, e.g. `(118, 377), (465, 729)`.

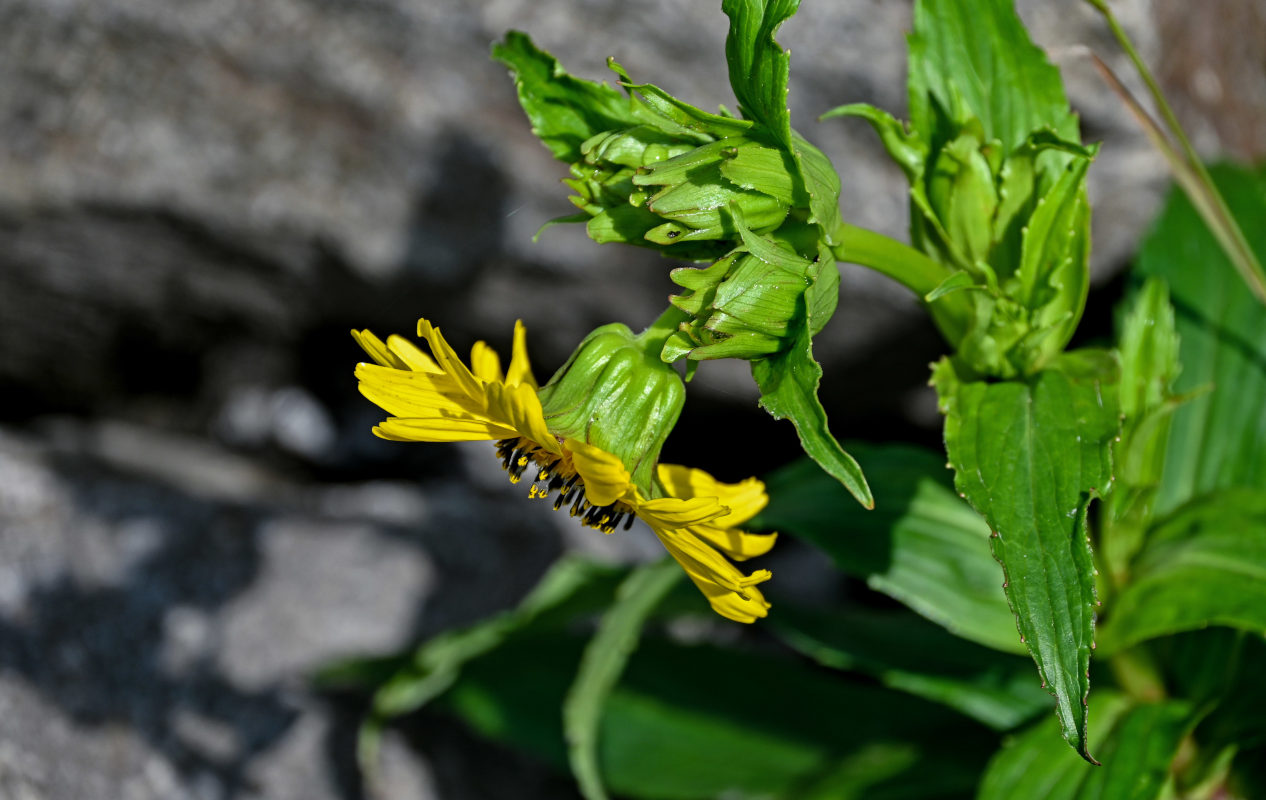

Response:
(0, 0), (1260, 797)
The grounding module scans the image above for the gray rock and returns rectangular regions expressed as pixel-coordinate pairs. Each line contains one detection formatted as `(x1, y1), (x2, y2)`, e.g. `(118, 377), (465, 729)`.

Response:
(0, 422), (561, 799)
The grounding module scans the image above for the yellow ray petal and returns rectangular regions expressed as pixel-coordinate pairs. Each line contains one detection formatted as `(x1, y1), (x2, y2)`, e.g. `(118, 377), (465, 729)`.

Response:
(685, 574), (771, 623)
(657, 464), (768, 526)
(352, 329), (408, 370)
(690, 525), (778, 561)
(387, 334), (441, 373)
(506, 320), (538, 389)
(355, 363), (471, 419)
(470, 341), (505, 383)
(653, 525), (772, 603)
(417, 318), (484, 403)
(486, 381), (562, 456)
(637, 496), (729, 528)
(376, 416), (517, 442)
(565, 438), (631, 507)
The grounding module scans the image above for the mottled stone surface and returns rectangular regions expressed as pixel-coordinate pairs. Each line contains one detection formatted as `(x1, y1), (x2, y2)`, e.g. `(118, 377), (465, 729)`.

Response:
(0, 0), (1257, 796)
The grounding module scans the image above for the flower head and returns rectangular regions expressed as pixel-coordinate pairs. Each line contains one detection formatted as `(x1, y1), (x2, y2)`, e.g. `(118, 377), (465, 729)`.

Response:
(352, 318), (776, 622)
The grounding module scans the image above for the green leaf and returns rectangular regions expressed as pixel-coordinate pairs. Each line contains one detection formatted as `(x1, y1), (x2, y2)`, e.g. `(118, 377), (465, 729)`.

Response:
(758, 443), (1023, 653)
(934, 359), (1121, 762)
(1010, 152), (1095, 363)
(372, 557), (625, 720)
(1135, 164), (1266, 513)
(1117, 278), (1181, 422)
(492, 32), (640, 163)
(770, 604), (1051, 730)
(1153, 630), (1266, 767)
(752, 321), (873, 509)
(924, 269), (976, 302)
(820, 103), (925, 181)
(721, 0), (843, 237)
(565, 560), (682, 800)
(978, 691), (1194, 800)
(791, 131), (845, 242)
(1102, 278), (1182, 578)
(1098, 488), (1266, 653)
(441, 633), (996, 799)
(907, 0), (1078, 153)
(722, 0), (797, 148)
(717, 141), (804, 205)
(611, 70), (754, 140)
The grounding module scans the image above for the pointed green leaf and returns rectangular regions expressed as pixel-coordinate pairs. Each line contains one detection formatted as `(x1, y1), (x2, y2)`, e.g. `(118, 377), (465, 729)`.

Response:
(752, 319), (872, 509)
(907, 0), (1079, 153)
(1012, 152), (1095, 359)
(1099, 488), (1266, 653)
(492, 32), (640, 163)
(820, 103), (925, 181)
(759, 444), (1023, 653)
(1136, 164), (1266, 513)
(934, 358), (1120, 762)
(979, 692), (1194, 800)
(722, 0), (797, 148)
(924, 269), (976, 302)
(607, 60), (753, 140)
(564, 560), (681, 800)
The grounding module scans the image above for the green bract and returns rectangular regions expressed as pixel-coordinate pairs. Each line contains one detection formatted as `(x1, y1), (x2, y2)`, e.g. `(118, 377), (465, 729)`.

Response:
(536, 321), (686, 496)
(662, 213), (833, 363)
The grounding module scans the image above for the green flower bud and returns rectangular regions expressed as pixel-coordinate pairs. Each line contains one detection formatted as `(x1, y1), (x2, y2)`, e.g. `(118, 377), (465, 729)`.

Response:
(663, 250), (806, 361)
(568, 128), (795, 258)
(661, 215), (837, 363)
(536, 322), (686, 495)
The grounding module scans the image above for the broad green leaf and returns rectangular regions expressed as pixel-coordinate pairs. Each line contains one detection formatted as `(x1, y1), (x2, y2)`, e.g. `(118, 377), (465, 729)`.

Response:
(758, 443), (1023, 653)
(1098, 488), (1266, 654)
(492, 32), (640, 163)
(978, 691), (1193, 800)
(752, 320), (873, 509)
(1152, 629), (1266, 786)
(565, 560), (682, 800)
(770, 604), (1050, 730)
(1135, 164), (1266, 513)
(315, 556), (626, 778)
(722, 0), (796, 148)
(441, 633), (995, 799)
(907, 0), (1078, 153)
(935, 359), (1120, 762)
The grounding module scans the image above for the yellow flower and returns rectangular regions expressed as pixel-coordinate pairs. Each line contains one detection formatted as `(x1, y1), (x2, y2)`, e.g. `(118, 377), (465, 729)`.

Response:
(352, 318), (777, 623)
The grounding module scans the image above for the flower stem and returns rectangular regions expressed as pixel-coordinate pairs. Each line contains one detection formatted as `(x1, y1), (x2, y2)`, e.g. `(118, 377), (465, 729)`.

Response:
(1085, 0), (1266, 305)
(829, 223), (970, 342)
